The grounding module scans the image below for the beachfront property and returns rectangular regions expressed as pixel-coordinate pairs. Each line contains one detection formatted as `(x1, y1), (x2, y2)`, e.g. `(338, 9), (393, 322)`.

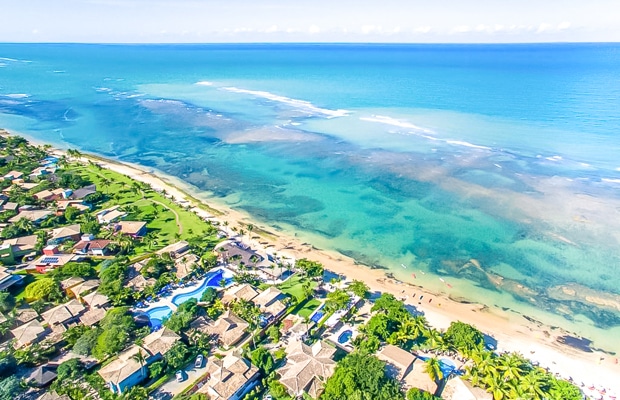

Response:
(221, 283), (259, 305)
(197, 354), (260, 400)
(115, 220), (147, 238)
(96, 205), (127, 224)
(277, 337), (337, 398)
(377, 344), (416, 382)
(252, 286), (287, 321)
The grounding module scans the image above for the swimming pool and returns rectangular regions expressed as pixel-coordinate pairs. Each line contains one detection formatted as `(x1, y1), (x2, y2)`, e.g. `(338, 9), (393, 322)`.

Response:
(146, 306), (172, 329)
(171, 268), (233, 306)
(310, 306), (325, 323)
(337, 330), (353, 344)
(418, 356), (458, 377)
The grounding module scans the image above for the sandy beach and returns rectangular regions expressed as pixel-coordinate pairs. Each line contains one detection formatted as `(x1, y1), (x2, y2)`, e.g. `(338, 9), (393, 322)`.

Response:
(29, 139), (619, 397)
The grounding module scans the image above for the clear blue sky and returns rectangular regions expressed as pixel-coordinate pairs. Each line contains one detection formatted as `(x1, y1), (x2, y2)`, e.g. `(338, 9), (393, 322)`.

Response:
(1, 0), (618, 43)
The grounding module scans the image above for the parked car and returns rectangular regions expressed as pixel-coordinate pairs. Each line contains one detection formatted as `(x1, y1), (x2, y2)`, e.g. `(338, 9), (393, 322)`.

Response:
(175, 370), (186, 382)
(195, 354), (204, 368)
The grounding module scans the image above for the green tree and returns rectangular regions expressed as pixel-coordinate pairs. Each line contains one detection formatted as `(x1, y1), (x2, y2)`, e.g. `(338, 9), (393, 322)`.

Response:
(267, 324), (281, 342)
(73, 328), (100, 356)
(64, 205), (80, 222)
(200, 287), (217, 303)
(321, 352), (404, 400)
(443, 321), (484, 356)
(406, 388), (439, 400)
(324, 288), (351, 313)
(548, 378), (583, 400)
(0, 292), (15, 313)
(164, 341), (190, 371)
(24, 278), (60, 301)
(348, 280), (370, 298)
(250, 346), (274, 374)
(0, 376), (23, 400)
(296, 258), (324, 278)
(423, 357), (443, 383)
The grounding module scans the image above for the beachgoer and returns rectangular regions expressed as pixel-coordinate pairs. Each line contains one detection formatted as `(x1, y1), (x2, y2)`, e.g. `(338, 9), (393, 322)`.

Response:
(429, 298), (432, 303)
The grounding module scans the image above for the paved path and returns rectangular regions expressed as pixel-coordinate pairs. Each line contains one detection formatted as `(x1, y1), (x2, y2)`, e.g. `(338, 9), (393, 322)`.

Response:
(152, 360), (206, 398)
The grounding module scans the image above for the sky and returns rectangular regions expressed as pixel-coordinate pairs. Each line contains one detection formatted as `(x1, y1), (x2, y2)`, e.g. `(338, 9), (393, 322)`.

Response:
(1, 0), (619, 43)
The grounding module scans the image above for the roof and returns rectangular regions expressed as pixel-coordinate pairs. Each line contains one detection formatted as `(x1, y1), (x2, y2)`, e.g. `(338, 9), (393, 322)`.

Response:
(377, 345), (416, 380)
(217, 242), (262, 266)
(81, 290), (110, 308)
(69, 184), (96, 200)
(202, 311), (249, 347)
(442, 377), (493, 400)
(101, 209), (127, 223)
(14, 307), (39, 325)
(222, 284), (259, 304)
(199, 354), (258, 400)
(41, 300), (85, 326)
(142, 327), (180, 357)
(68, 279), (100, 298)
(11, 319), (46, 347)
(1, 201), (18, 211)
(33, 253), (75, 268)
(79, 307), (107, 326)
(253, 286), (286, 317)
(73, 239), (112, 253)
(9, 209), (53, 223)
(4, 170), (23, 179)
(38, 391), (71, 400)
(60, 276), (85, 290)
(33, 189), (55, 200)
(117, 221), (146, 235)
(279, 338), (336, 398)
(29, 364), (58, 386)
(49, 224), (81, 240)
(404, 358), (438, 395)
(174, 253), (199, 279)
(97, 345), (146, 385)
(156, 240), (190, 257)
(2, 232), (36, 250)
(125, 274), (156, 290)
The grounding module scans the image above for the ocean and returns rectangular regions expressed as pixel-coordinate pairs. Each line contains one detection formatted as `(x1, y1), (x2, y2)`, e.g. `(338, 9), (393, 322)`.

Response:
(1, 43), (620, 351)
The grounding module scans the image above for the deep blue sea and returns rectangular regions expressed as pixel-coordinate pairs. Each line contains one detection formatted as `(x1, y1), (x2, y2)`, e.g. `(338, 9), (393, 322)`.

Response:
(1, 43), (620, 350)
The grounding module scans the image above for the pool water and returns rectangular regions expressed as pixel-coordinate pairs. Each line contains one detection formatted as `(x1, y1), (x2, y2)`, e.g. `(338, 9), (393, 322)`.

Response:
(337, 330), (353, 344)
(310, 306), (325, 323)
(171, 268), (233, 306)
(146, 306), (172, 329)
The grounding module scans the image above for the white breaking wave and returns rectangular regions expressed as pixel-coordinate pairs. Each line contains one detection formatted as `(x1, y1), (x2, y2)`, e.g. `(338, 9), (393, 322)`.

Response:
(445, 140), (492, 150)
(360, 115), (436, 135)
(221, 86), (349, 118)
(195, 81), (214, 86)
(5, 93), (29, 98)
(545, 155), (563, 161)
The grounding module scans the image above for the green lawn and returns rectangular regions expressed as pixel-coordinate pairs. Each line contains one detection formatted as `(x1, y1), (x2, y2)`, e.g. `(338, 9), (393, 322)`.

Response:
(295, 298), (321, 319)
(277, 275), (317, 302)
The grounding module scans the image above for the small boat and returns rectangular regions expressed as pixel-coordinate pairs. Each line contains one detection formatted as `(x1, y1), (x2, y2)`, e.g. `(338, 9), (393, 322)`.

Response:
(401, 264), (407, 269)
(419, 270), (426, 275)
(439, 278), (445, 283)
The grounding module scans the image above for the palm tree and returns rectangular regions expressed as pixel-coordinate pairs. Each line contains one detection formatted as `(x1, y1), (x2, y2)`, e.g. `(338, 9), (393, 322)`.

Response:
(483, 373), (512, 400)
(246, 224), (253, 242)
(424, 357), (444, 383)
(424, 328), (444, 350)
(100, 177), (111, 193)
(131, 349), (148, 379)
(497, 353), (526, 383)
(14, 217), (35, 235)
(517, 369), (550, 400)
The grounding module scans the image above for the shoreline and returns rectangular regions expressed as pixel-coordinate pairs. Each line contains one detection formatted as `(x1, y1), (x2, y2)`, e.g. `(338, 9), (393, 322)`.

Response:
(6, 130), (620, 395)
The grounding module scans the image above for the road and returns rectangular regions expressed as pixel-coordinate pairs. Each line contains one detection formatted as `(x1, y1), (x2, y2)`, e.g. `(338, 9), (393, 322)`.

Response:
(150, 361), (207, 399)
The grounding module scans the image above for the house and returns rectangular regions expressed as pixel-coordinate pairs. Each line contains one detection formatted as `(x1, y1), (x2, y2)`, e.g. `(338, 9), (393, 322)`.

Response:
(0, 201), (18, 212)
(0, 265), (24, 290)
(32, 250), (75, 274)
(79, 307), (106, 326)
(33, 188), (69, 202)
(41, 299), (85, 328)
(28, 364), (58, 387)
(198, 354), (260, 400)
(174, 253), (199, 280)
(0, 234), (38, 264)
(29, 166), (56, 180)
(195, 311), (249, 348)
(60, 276), (85, 291)
(222, 284), (259, 305)
(253, 286), (287, 320)
(3, 170), (23, 180)
(141, 327), (180, 360)
(69, 184), (96, 200)
(116, 221), (147, 238)
(125, 274), (156, 291)
(98, 345), (149, 394)
(81, 290), (110, 309)
(56, 199), (90, 213)
(73, 238), (113, 256)
(442, 377), (493, 400)
(216, 242), (263, 266)
(278, 338), (337, 398)
(68, 279), (99, 299)
(38, 391), (70, 400)
(48, 224), (82, 245)
(13, 306), (39, 325)
(11, 319), (47, 348)
(96, 205), (127, 224)
(9, 209), (53, 224)
(156, 240), (190, 258)
(404, 357), (440, 395)
(377, 345), (416, 381)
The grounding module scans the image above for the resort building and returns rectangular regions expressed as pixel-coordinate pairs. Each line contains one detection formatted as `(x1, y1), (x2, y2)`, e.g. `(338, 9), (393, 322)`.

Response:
(69, 184), (97, 200)
(253, 286), (287, 320)
(68, 279), (99, 299)
(442, 377), (493, 400)
(96, 205), (127, 224)
(141, 327), (180, 359)
(174, 253), (199, 280)
(156, 240), (190, 258)
(194, 311), (249, 348)
(198, 354), (260, 400)
(9, 209), (53, 224)
(73, 238), (113, 256)
(47, 224), (82, 245)
(377, 344), (416, 381)
(28, 364), (58, 387)
(78, 307), (106, 326)
(221, 283), (259, 305)
(11, 319), (47, 348)
(41, 299), (85, 328)
(80, 290), (110, 309)
(278, 337), (337, 398)
(216, 241), (263, 267)
(116, 221), (147, 238)
(0, 234), (37, 264)
(98, 346), (149, 395)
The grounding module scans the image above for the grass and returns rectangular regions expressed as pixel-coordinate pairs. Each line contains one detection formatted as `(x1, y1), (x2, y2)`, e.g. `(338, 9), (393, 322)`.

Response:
(295, 298), (321, 319)
(277, 274), (317, 302)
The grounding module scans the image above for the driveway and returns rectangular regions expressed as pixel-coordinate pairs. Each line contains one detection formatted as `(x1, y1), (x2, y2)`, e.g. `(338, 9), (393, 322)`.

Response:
(151, 361), (207, 399)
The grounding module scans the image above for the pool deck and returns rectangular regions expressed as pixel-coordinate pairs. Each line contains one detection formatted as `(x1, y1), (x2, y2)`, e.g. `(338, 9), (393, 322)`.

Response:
(327, 324), (359, 351)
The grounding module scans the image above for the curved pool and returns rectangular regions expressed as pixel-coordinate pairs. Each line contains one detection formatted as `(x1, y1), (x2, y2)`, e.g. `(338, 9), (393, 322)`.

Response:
(337, 330), (353, 344)
(146, 306), (172, 329)
(171, 268), (233, 306)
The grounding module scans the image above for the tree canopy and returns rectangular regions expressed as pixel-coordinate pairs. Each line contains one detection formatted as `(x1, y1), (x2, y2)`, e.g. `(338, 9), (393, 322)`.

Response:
(296, 258), (324, 278)
(321, 352), (404, 400)
(24, 278), (62, 301)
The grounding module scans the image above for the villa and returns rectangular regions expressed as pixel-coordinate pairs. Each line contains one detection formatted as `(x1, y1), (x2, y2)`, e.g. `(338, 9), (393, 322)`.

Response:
(222, 283), (259, 305)
(29, 364), (59, 387)
(73, 238), (113, 256)
(9, 209), (53, 224)
(11, 319), (47, 348)
(98, 346), (149, 395)
(69, 184), (97, 200)
(156, 240), (190, 258)
(252, 286), (287, 320)
(174, 253), (199, 280)
(198, 354), (260, 400)
(41, 299), (85, 328)
(3, 170), (23, 180)
(79, 307), (106, 326)
(194, 311), (249, 348)
(377, 344), (416, 381)
(68, 279), (99, 299)
(33, 188), (69, 202)
(0, 234), (37, 264)
(32, 249), (76, 274)
(48, 224), (82, 245)
(116, 221), (147, 238)
(96, 205), (127, 224)
(81, 290), (110, 309)
(142, 327), (180, 359)
(278, 337), (337, 398)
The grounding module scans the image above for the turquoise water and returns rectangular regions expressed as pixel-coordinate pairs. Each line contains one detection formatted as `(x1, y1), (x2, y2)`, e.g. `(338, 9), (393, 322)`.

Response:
(171, 268), (232, 305)
(1, 43), (620, 351)
(337, 330), (353, 344)
(146, 305), (172, 329)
